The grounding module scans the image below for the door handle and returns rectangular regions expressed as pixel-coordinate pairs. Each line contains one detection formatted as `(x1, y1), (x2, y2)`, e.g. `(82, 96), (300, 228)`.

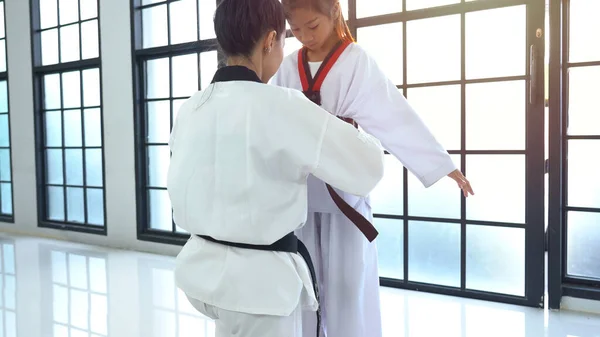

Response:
(529, 44), (537, 105)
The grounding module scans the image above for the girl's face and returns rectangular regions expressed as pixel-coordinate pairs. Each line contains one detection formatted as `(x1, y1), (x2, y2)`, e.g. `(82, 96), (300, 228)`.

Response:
(287, 7), (337, 52)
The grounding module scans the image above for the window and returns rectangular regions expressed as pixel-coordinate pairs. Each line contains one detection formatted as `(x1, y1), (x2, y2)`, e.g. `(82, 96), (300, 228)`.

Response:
(31, 0), (105, 233)
(0, 0), (13, 222)
(133, 0), (221, 243)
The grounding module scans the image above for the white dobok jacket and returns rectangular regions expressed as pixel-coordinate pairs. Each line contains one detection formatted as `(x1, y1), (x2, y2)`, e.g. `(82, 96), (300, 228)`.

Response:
(167, 66), (385, 316)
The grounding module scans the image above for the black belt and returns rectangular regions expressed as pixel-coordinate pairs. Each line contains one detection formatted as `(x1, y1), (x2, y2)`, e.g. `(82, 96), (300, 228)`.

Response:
(197, 233), (321, 337)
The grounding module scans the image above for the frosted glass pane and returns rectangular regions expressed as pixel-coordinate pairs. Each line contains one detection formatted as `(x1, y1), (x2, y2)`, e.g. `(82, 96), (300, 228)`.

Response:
(569, 0), (600, 62)
(59, 0), (79, 25)
(374, 218), (403, 280)
(0, 115), (8, 147)
(62, 71), (81, 109)
(568, 140), (600, 208)
(149, 189), (173, 231)
(53, 285), (69, 324)
(148, 146), (170, 188)
(567, 211), (600, 279)
(1, 183), (12, 215)
(42, 29), (59, 65)
(81, 20), (99, 59)
(48, 186), (65, 221)
(85, 149), (103, 187)
(406, 0), (459, 11)
(90, 293), (108, 335)
(45, 111), (62, 147)
(370, 155), (403, 215)
(408, 221), (460, 287)
(357, 23), (403, 85)
(46, 149), (64, 185)
(52, 251), (67, 284)
(200, 51), (218, 90)
(147, 58), (170, 99)
(283, 37), (303, 57)
(70, 289), (89, 329)
(84, 108), (102, 147)
(407, 15), (460, 84)
(0, 41), (5, 72)
(83, 68), (101, 107)
(408, 155), (461, 219)
(65, 149), (84, 186)
(148, 101), (171, 144)
(143, 6), (168, 48)
(40, 0), (58, 29)
(0, 81), (7, 113)
(466, 225), (525, 296)
(170, 0), (197, 44)
(172, 54), (199, 97)
(407, 85), (461, 150)
(0, 4), (3, 39)
(86, 188), (104, 226)
(67, 187), (85, 223)
(60, 24), (80, 63)
(465, 6), (526, 79)
(198, 0), (217, 40)
(567, 66), (600, 135)
(466, 81), (526, 150)
(466, 155), (525, 223)
(44, 74), (62, 109)
(63, 109), (82, 147)
(80, 0), (98, 20)
(89, 257), (107, 293)
(357, 0), (402, 18)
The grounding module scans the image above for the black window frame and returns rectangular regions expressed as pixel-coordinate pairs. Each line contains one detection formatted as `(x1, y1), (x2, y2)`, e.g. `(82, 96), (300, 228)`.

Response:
(30, 0), (107, 235)
(547, 0), (600, 309)
(131, 0), (224, 245)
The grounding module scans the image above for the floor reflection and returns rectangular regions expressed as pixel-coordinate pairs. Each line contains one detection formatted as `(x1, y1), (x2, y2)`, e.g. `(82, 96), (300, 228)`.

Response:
(3, 235), (600, 337)
(138, 259), (215, 337)
(0, 241), (16, 337)
(44, 247), (108, 337)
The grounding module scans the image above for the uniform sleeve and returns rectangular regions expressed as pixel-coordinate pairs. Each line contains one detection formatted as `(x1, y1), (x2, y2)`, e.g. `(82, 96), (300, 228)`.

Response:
(283, 89), (385, 197)
(313, 114), (385, 197)
(346, 48), (457, 188)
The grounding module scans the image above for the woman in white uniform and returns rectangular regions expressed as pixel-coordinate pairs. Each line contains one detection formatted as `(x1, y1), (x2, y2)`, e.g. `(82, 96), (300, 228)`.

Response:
(271, 1), (475, 336)
(167, 0), (385, 336)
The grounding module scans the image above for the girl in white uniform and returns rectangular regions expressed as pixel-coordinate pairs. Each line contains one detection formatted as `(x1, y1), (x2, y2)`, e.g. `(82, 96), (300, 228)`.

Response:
(271, 1), (475, 336)
(167, 0), (386, 336)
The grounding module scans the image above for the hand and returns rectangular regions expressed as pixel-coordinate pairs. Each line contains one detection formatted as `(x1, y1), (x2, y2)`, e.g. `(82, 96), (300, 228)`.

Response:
(448, 169), (474, 197)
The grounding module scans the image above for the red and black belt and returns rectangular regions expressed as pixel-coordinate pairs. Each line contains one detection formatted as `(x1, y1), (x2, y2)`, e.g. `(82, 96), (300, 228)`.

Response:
(298, 41), (379, 243)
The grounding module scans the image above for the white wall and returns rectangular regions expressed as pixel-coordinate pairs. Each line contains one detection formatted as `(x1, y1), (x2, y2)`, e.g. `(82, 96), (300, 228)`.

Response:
(2, 0), (179, 256)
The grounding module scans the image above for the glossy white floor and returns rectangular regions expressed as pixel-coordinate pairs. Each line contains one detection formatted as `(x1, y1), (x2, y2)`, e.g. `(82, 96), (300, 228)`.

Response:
(2, 234), (600, 337)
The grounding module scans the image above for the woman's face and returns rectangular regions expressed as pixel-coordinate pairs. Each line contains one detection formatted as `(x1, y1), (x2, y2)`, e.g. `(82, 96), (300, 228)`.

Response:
(262, 32), (285, 82)
(287, 7), (336, 52)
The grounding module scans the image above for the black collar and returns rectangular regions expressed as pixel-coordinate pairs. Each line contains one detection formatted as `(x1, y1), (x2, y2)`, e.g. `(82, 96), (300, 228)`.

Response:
(211, 66), (263, 84)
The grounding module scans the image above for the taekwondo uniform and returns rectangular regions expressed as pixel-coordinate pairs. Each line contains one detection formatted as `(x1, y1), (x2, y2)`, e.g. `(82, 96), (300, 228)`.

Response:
(167, 65), (385, 337)
(271, 42), (457, 337)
